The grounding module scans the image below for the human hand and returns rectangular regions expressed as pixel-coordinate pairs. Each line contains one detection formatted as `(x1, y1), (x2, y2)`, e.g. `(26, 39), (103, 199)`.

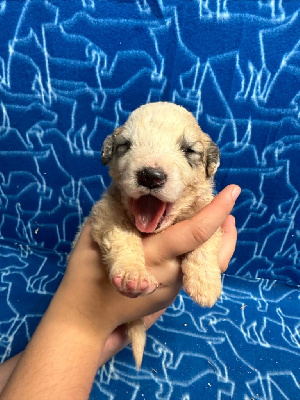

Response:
(91, 209), (238, 367)
(60, 185), (240, 365)
(0, 185), (239, 394)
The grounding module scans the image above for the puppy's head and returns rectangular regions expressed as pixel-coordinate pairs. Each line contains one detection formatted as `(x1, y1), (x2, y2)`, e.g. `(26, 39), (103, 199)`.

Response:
(101, 102), (220, 233)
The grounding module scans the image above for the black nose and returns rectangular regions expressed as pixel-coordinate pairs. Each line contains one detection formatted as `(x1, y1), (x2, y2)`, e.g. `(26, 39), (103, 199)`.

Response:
(137, 167), (167, 189)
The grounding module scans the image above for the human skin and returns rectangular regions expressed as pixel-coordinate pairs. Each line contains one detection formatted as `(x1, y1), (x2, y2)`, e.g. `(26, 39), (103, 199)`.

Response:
(0, 184), (240, 400)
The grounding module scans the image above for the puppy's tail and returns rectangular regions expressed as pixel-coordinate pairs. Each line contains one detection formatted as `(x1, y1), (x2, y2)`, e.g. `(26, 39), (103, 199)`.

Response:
(127, 318), (146, 369)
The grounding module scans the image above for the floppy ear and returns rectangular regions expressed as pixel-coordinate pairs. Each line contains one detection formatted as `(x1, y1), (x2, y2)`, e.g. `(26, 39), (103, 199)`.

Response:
(101, 134), (114, 165)
(100, 127), (123, 165)
(206, 140), (220, 178)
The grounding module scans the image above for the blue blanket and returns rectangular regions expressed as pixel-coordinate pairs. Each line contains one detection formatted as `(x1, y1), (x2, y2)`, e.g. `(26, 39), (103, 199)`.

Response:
(0, 1), (299, 398)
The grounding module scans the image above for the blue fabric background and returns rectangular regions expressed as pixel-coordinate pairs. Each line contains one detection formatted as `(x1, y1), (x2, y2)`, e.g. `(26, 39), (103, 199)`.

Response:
(0, 1), (299, 399)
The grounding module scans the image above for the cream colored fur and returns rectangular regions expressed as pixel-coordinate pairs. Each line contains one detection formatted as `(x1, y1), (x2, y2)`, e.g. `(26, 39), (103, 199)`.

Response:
(90, 102), (222, 369)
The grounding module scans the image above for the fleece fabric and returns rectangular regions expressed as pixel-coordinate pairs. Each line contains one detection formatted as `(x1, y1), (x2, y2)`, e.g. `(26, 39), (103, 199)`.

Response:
(0, 1), (299, 399)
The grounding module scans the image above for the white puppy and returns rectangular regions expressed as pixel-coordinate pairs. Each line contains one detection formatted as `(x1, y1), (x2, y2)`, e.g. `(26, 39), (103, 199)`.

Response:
(91, 102), (222, 368)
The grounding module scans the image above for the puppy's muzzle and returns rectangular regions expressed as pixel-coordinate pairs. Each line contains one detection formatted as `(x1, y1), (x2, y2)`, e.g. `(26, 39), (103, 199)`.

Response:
(137, 167), (167, 190)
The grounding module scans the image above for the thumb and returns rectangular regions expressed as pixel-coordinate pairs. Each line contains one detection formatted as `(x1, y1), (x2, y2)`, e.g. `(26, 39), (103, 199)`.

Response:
(144, 185), (241, 262)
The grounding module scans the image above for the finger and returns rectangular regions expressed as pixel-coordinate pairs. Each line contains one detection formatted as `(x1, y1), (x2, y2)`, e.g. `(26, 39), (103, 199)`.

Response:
(117, 285), (181, 326)
(144, 309), (166, 330)
(98, 308), (168, 368)
(219, 215), (237, 273)
(97, 325), (129, 368)
(144, 185), (241, 262)
(97, 307), (168, 368)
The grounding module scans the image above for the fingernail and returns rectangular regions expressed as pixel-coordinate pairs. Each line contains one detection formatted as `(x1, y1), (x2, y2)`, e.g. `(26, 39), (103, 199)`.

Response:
(226, 214), (236, 227)
(231, 186), (241, 202)
(144, 283), (159, 296)
(124, 292), (140, 299)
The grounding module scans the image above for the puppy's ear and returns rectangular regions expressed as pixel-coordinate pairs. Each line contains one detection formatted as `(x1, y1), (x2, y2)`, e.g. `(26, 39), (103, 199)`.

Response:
(206, 140), (220, 178)
(101, 135), (114, 165)
(101, 127), (123, 165)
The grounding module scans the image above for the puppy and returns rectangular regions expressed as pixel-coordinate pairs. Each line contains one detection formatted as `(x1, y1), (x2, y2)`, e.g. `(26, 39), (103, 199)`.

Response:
(91, 102), (222, 368)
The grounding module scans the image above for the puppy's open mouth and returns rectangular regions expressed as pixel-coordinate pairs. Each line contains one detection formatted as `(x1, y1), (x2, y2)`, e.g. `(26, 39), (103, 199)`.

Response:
(128, 195), (173, 233)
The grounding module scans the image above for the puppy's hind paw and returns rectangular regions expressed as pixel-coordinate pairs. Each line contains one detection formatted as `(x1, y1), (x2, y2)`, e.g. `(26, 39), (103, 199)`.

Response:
(111, 269), (158, 298)
(184, 273), (222, 308)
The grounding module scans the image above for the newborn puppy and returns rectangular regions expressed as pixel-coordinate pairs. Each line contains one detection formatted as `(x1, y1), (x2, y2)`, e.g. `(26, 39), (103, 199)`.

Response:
(91, 102), (222, 368)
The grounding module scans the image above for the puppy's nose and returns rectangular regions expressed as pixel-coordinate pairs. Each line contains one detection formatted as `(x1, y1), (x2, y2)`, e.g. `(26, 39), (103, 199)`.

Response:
(137, 167), (167, 189)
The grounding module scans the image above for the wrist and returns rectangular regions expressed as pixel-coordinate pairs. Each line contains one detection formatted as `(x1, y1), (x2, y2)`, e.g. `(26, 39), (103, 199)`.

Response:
(0, 281), (111, 400)
(56, 277), (118, 339)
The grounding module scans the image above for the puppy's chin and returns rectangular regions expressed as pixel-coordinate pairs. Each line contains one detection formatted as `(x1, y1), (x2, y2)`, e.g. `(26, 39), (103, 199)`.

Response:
(127, 195), (174, 234)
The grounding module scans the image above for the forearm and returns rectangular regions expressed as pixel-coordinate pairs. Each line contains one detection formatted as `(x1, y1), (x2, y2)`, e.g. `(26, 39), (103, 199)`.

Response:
(0, 285), (110, 400)
(0, 308), (166, 398)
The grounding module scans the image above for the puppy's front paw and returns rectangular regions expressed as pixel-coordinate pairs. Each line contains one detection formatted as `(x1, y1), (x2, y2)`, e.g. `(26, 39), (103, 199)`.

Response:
(183, 268), (222, 308)
(111, 268), (158, 298)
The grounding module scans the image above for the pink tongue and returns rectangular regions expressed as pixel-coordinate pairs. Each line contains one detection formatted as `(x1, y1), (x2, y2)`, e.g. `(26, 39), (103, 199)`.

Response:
(130, 195), (166, 233)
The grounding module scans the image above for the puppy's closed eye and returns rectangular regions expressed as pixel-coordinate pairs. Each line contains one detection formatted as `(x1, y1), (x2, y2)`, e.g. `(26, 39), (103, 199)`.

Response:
(115, 140), (131, 157)
(181, 143), (204, 167)
(182, 146), (197, 155)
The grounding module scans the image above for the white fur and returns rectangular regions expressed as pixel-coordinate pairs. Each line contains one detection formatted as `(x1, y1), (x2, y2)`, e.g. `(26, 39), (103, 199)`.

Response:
(90, 102), (222, 369)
